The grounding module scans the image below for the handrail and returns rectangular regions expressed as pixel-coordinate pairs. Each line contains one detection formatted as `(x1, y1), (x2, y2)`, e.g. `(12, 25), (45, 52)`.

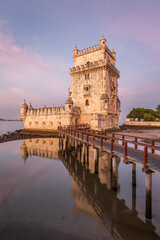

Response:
(58, 126), (160, 151)
(58, 126), (160, 163)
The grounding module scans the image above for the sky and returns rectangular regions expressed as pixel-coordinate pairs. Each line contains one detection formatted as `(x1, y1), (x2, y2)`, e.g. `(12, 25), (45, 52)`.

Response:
(0, 0), (159, 123)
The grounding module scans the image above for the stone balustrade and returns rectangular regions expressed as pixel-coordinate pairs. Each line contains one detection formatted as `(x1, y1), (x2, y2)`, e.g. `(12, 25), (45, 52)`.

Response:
(27, 106), (65, 116)
(69, 59), (119, 77)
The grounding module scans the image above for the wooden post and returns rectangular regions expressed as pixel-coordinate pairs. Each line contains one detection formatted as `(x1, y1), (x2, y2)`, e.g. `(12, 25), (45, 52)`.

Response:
(145, 172), (152, 220)
(82, 133), (83, 142)
(112, 133), (115, 143)
(132, 163), (136, 211)
(111, 138), (114, 153)
(124, 141), (127, 157)
(144, 146), (148, 165)
(87, 134), (89, 143)
(93, 135), (95, 147)
(122, 135), (124, 145)
(100, 137), (103, 148)
(135, 137), (137, 149)
(151, 140), (154, 154)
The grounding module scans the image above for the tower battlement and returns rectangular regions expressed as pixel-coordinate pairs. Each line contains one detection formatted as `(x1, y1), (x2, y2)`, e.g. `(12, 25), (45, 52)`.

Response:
(73, 35), (116, 67)
(69, 59), (119, 77)
(27, 105), (65, 116)
(20, 35), (120, 131)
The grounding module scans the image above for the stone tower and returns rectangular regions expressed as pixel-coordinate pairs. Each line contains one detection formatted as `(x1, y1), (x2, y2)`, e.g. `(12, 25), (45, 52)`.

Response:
(69, 35), (120, 130)
(20, 99), (28, 122)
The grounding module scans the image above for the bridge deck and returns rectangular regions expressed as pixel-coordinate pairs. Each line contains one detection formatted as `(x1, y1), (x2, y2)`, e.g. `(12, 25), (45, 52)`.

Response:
(59, 127), (160, 174)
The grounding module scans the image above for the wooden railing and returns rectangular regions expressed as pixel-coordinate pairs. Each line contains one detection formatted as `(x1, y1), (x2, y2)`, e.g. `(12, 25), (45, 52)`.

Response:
(58, 126), (160, 167)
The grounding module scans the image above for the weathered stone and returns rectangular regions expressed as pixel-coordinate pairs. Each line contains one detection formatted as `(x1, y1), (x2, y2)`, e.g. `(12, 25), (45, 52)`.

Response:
(20, 35), (120, 131)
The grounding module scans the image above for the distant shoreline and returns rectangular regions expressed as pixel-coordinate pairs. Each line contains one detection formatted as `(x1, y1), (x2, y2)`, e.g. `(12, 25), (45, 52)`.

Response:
(0, 119), (22, 122)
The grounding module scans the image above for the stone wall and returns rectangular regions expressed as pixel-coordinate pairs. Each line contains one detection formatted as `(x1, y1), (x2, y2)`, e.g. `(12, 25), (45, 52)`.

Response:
(124, 121), (160, 127)
(20, 35), (120, 131)
(24, 112), (73, 130)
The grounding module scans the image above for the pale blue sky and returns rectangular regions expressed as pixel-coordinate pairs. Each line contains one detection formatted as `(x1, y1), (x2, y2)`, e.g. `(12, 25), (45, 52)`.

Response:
(0, 0), (159, 122)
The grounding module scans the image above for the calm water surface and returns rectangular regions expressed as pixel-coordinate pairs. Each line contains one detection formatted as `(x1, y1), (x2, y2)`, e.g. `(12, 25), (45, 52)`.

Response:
(0, 121), (24, 135)
(0, 138), (160, 240)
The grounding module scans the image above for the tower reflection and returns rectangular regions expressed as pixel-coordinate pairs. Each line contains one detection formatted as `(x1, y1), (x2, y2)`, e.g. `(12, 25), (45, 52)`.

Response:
(20, 137), (159, 240)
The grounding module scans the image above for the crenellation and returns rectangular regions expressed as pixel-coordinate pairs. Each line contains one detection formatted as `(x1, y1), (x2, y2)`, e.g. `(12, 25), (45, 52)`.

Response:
(21, 35), (120, 131)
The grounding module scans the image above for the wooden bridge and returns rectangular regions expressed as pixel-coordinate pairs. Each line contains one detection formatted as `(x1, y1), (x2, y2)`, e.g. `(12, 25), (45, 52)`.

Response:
(58, 126), (160, 174)
(58, 148), (160, 240)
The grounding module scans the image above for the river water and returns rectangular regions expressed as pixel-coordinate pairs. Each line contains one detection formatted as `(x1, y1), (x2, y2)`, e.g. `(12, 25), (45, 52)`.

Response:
(0, 121), (24, 135)
(0, 138), (160, 240)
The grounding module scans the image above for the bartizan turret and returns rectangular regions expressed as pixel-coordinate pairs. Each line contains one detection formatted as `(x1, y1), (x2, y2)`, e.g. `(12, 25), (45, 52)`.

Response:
(100, 34), (106, 47)
(65, 97), (74, 113)
(20, 99), (28, 122)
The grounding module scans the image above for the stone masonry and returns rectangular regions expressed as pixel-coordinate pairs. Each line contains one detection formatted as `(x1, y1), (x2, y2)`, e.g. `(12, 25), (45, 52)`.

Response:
(20, 35), (120, 131)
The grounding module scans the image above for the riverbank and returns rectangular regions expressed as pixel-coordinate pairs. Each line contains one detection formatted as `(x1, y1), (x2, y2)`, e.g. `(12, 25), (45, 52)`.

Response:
(0, 129), (59, 144)
(1, 127), (160, 145)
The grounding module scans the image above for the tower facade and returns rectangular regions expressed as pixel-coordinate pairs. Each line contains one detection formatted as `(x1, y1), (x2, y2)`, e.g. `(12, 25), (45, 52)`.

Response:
(20, 35), (120, 131)
(69, 35), (120, 130)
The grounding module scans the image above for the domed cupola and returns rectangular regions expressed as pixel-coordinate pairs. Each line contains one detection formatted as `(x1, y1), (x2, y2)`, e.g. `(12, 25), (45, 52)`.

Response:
(100, 34), (106, 47)
(65, 97), (74, 113)
(21, 99), (28, 108)
(28, 102), (33, 110)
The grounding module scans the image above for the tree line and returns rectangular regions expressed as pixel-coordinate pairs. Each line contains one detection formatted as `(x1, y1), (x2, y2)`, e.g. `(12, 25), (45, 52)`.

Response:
(127, 105), (160, 121)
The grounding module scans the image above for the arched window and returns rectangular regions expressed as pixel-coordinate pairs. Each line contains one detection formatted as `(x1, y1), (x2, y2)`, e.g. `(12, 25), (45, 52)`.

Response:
(85, 99), (89, 106)
(42, 121), (46, 126)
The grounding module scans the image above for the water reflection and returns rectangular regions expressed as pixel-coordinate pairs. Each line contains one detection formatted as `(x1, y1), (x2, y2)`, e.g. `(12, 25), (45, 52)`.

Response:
(19, 137), (160, 239)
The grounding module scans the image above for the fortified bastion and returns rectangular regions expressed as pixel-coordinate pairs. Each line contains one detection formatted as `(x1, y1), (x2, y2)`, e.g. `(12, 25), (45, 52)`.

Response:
(20, 35), (120, 131)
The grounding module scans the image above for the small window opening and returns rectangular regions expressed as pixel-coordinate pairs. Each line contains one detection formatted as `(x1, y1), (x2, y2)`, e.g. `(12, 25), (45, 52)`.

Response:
(85, 73), (89, 80)
(85, 99), (89, 106)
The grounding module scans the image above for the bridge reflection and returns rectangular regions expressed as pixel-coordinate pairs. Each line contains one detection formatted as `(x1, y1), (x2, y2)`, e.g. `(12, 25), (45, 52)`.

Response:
(20, 137), (160, 239)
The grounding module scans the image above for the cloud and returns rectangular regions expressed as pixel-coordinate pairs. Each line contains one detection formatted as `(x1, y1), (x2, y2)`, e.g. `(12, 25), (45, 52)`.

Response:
(0, 20), (70, 118)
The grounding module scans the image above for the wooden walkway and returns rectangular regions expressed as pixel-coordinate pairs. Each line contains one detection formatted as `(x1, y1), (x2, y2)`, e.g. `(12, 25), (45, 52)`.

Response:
(58, 126), (160, 174)
(58, 148), (160, 240)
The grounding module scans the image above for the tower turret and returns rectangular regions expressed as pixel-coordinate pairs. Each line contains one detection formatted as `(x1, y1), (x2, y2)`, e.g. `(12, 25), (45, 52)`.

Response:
(28, 102), (33, 110)
(73, 44), (78, 59)
(65, 97), (74, 113)
(100, 34), (106, 47)
(112, 48), (116, 61)
(20, 99), (28, 122)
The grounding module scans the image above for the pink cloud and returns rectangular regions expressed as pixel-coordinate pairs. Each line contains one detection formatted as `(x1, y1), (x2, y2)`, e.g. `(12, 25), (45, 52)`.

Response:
(0, 20), (71, 118)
